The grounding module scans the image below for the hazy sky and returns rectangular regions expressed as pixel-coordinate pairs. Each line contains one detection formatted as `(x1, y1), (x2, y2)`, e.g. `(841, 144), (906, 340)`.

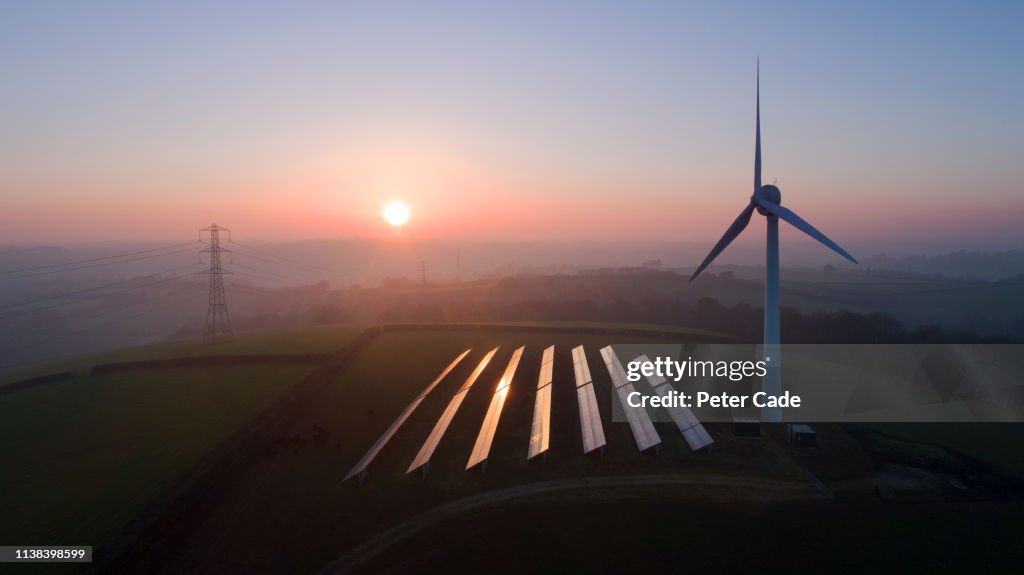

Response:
(2, 1), (1022, 250)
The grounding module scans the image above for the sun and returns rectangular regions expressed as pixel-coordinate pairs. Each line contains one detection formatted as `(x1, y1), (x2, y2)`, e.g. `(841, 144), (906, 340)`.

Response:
(381, 200), (411, 228)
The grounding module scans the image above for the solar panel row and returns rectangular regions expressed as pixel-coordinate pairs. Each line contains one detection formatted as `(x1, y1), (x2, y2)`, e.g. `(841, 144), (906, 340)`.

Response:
(527, 345), (555, 460)
(633, 354), (714, 451)
(537, 345), (554, 390)
(467, 347), (525, 469)
(600, 346), (661, 452)
(406, 348), (499, 474)
(343, 349), (472, 482)
(572, 345), (606, 454)
(571, 345), (592, 388)
(352, 346), (715, 482)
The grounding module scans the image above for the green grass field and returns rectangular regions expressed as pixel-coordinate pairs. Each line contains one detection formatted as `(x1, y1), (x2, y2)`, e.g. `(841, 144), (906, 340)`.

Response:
(0, 321), (734, 570)
(141, 328), (815, 574)
(859, 423), (1024, 477)
(349, 496), (1024, 574)
(0, 363), (317, 553)
(0, 324), (365, 386)
(0, 322), (1020, 574)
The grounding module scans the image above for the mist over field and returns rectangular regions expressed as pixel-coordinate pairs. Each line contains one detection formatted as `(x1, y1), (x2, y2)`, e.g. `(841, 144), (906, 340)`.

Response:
(5, 238), (1024, 284)
(3, 238), (1022, 368)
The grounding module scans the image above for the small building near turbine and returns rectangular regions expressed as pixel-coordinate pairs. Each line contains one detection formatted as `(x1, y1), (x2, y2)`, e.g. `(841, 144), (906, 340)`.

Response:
(787, 423), (817, 447)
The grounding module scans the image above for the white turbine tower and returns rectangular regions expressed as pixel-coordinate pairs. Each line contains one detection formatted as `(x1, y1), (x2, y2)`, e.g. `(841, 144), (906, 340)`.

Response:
(690, 61), (858, 423)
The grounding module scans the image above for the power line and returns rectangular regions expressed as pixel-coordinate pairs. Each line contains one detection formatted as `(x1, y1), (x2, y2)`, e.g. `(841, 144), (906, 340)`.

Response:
(0, 246), (198, 282)
(0, 241), (197, 276)
(230, 261), (313, 284)
(5, 281), (205, 341)
(0, 289), (207, 368)
(0, 266), (204, 321)
(0, 245), (60, 256)
(232, 249), (322, 274)
(231, 272), (296, 287)
(3, 282), (205, 347)
(229, 284), (275, 295)
(231, 241), (358, 274)
(231, 241), (326, 272)
(0, 261), (203, 313)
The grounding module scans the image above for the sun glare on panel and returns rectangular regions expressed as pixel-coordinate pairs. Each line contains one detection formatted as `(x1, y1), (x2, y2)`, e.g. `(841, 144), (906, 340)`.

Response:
(381, 200), (411, 228)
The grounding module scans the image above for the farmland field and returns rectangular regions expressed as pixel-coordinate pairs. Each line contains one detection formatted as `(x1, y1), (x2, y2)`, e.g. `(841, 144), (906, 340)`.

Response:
(0, 324), (366, 386)
(131, 328), (821, 574)
(859, 423), (1024, 477)
(347, 495), (1024, 574)
(0, 323), (1020, 574)
(0, 363), (318, 556)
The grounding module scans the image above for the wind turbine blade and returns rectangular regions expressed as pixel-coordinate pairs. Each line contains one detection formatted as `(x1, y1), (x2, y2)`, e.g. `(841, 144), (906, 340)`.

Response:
(756, 200), (858, 264)
(690, 202), (756, 281)
(754, 57), (761, 194)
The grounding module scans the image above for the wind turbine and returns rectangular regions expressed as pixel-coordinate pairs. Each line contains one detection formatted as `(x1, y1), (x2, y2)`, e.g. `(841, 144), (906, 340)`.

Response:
(689, 61), (858, 423)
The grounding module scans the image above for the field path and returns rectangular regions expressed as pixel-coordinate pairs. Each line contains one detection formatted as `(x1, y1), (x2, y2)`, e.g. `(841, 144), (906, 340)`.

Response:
(318, 473), (819, 575)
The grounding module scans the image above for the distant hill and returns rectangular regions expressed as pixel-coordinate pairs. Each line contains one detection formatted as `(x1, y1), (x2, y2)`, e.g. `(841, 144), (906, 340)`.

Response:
(864, 250), (1024, 281)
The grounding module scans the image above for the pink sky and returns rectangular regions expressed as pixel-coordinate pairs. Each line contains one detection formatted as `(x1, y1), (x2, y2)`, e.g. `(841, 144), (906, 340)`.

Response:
(2, 3), (1021, 249)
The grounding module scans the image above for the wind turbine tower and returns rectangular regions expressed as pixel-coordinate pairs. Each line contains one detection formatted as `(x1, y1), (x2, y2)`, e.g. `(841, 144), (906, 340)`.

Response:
(690, 61), (858, 423)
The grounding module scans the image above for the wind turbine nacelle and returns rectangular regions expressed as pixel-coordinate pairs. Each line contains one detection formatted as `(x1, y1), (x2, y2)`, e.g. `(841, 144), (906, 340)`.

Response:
(756, 184), (782, 215)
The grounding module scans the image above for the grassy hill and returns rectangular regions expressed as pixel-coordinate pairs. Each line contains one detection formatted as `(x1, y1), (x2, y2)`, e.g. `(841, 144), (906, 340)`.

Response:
(128, 326), (810, 574)
(0, 322), (724, 569)
(0, 325), (371, 572)
(0, 324), (368, 386)
(0, 365), (316, 547)
(0, 322), (1020, 574)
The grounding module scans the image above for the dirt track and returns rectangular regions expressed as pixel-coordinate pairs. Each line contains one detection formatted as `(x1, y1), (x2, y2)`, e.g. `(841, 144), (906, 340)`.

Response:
(318, 473), (819, 575)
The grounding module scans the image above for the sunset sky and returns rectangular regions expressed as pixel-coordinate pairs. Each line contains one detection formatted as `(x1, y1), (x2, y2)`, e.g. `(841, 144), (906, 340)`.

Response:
(1, 1), (1022, 248)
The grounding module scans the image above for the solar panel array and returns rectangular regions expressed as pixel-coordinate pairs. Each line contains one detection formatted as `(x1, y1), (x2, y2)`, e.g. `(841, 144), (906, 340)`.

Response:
(572, 346), (607, 454)
(527, 345), (555, 460)
(467, 346), (525, 469)
(633, 354), (714, 451)
(344, 349), (472, 482)
(600, 346), (661, 453)
(346, 345), (716, 483)
(406, 348), (498, 474)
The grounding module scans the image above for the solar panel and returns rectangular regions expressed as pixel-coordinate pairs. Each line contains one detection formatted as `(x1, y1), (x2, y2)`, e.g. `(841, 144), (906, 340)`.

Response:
(655, 385), (715, 450)
(616, 385), (661, 451)
(572, 346), (606, 454)
(642, 365), (668, 387)
(407, 348), (498, 474)
(682, 424), (715, 451)
(601, 346), (661, 452)
(527, 345), (555, 460)
(467, 347), (525, 469)
(344, 349), (471, 482)
(576, 382), (606, 454)
(528, 385), (552, 459)
(457, 348), (497, 393)
(572, 345), (593, 387)
(537, 345), (554, 389)
(494, 346), (524, 392)
(417, 349), (475, 399)
(634, 354), (714, 452)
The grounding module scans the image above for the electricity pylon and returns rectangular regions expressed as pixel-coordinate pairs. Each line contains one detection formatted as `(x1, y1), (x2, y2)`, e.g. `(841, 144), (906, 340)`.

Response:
(200, 223), (232, 339)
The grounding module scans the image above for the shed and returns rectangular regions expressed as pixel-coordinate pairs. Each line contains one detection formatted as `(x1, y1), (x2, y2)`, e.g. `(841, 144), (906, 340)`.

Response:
(787, 423), (817, 447)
